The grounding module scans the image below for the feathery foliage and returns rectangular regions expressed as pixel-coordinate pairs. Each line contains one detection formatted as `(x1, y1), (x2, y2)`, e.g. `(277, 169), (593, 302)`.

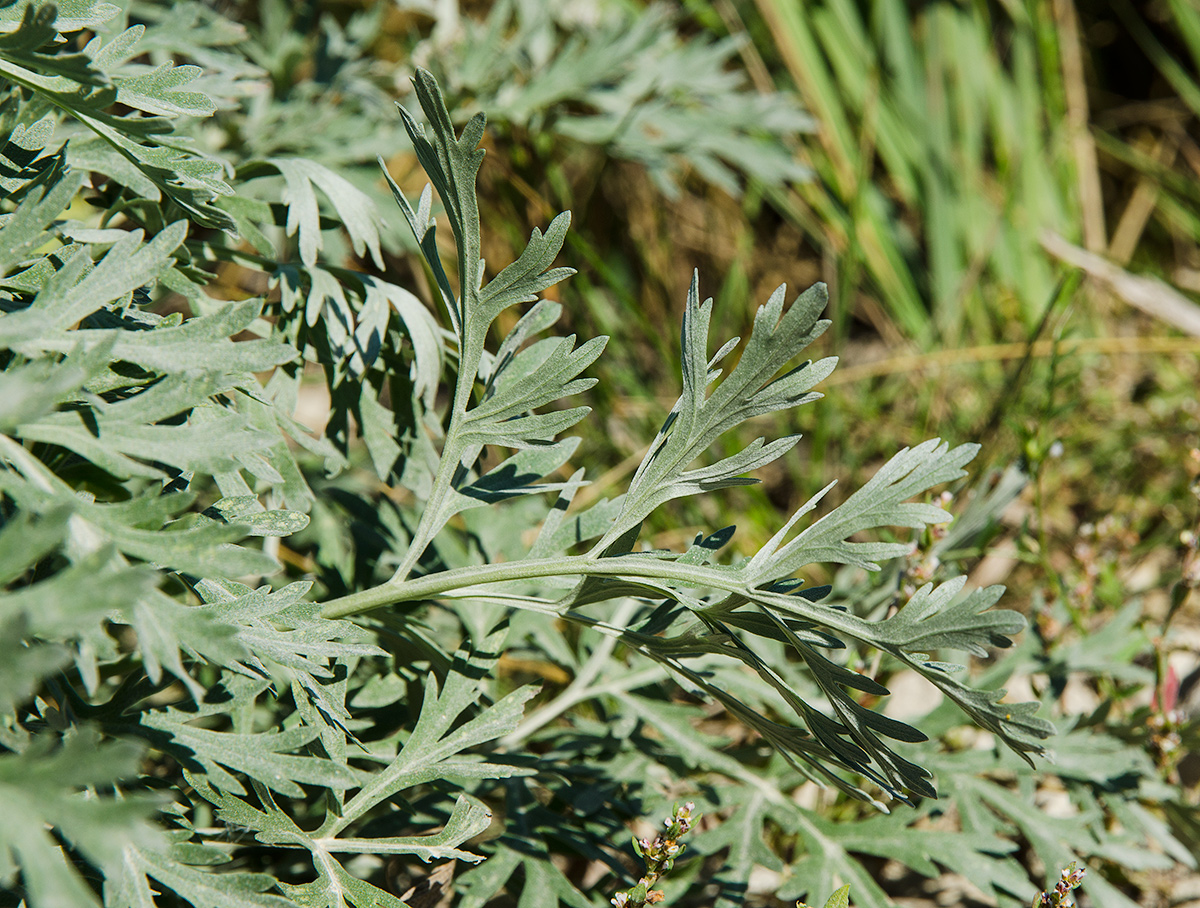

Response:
(320, 70), (1051, 809)
(0, 3), (1123, 907)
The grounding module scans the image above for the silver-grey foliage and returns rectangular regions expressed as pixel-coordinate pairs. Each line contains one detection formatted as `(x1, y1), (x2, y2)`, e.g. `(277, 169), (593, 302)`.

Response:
(323, 70), (1054, 807)
(0, 4), (1065, 906)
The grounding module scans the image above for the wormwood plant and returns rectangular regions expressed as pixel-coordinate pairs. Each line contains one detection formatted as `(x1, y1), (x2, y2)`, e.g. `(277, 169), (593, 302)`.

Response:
(0, 2), (1059, 905)
(322, 68), (1053, 805)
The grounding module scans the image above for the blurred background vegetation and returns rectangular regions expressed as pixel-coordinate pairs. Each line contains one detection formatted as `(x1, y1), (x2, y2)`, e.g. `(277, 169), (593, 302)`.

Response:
(172, 0), (1200, 904)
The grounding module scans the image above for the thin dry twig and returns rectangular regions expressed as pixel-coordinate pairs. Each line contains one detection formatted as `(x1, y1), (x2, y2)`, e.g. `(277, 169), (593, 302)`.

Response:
(825, 334), (1200, 387)
(1041, 230), (1200, 336)
(1053, 0), (1107, 252)
(1108, 130), (1180, 266)
(714, 0), (775, 95)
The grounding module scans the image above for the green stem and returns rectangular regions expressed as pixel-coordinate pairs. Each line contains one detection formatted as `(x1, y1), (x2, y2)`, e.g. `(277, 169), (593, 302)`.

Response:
(500, 665), (667, 749)
(389, 436), (466, 582)
(320, 553), (879, 650)
(325, 555), (670, 619)
(499, 601), (654, 748)
(387, 261), (485, 584)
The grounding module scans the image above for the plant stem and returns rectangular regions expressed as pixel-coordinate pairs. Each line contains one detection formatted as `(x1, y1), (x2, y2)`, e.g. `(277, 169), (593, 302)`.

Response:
(320, 553), (881, 653)
(389, 437), (465, 582)
(323, 557), (677, 615)
(500, 600), (653, 748)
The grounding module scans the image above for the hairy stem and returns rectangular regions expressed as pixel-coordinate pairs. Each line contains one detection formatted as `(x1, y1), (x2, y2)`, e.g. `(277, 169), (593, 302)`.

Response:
(321, 553), (876, 646)
(499, 600), (653, 749)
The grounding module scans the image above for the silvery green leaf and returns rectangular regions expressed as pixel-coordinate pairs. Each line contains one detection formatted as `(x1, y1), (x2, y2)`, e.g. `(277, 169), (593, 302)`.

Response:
(767, 627), (937, 800)
(107, 845), (295, 908)
(379, 170), (459, 337)
(0, 731), (163, 908)
(277, 264), (441, 387)
(594, 276), (834, 552)
(64, 134), (162, 199)
(911, 672), (1057, 766)
(194, 578), (311, 621)
(746, 439), (976, 580)
(531, 492), (625, 557)
(0, 243), (84, 295)
(459, 404), (592, 449)
(878, 576), (1026, 657)
(0, 4), (108, 84)
(102, 299), (298, 373)
(931, 462), (1028, 558)
(0, 121), (61, 194)
(247, 157), (384, 269)
(84, 24), (215, 117)
(291, 666), (355, 768)
(0, 470), (277, 577)
(4, 299), (297, 489)
(216, 193), (277, 255)
(137, 706), (362, 799)
(0, 337), (113, 432)
(196, 581), (385, 683)
(5, 222), (187, 335)
(193, 781), (488, 906)
(279, 860), (410, 907)
(476, 211), (574, 325)
(0, 167), (80, 277)
(314, 795), (494, 861)
(229, 602), (384, 681)
(360, 274), (443, 399)
(176, 629), (532, 905)
(0, 620), (71, 720)
(463, 334), (605, 439)
(0, 0), (120, 33)
(355, 381), (404, 479)
(16, 400), (273, 481)
(125, 588), (246, 699)
(392, 70), (578, 370)
(349, 672), (407, 709)
(484, 298), (562, 384)
(332, 627), (535, 829)
(4, 539), (243, 700)
(379, 70), (595, 579)
(449, 438), (581, 510)
(238, 381), (346, 509)
(0, 10), (234, 227)
(98, 511), (279, 577)
(82, 117), (234, 228)
(394, 70), (486, 342)
(103, 39), (216, 118)
(211, 404), (309, 509)
(205, 495), (310, 537)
